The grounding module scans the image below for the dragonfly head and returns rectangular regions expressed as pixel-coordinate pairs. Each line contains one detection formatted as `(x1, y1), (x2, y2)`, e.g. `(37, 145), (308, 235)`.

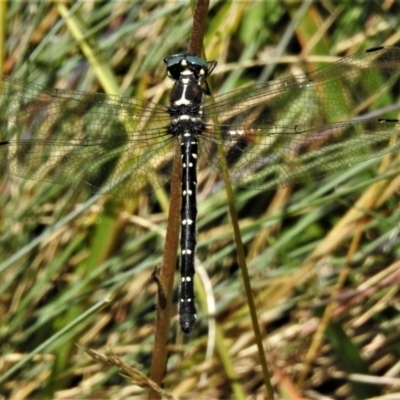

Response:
(164, 53), (217, 85)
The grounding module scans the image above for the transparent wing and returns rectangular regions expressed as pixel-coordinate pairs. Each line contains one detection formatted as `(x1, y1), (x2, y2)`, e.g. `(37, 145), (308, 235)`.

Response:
(0, 75), (175, 197)
(200, 119), (400, 189)
(200, 46), (400, 187)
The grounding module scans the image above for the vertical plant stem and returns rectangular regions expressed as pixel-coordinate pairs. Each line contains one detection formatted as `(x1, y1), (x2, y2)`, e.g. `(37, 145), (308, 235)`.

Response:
(188, 0), (210, 55)
(216, 137), (275, 398)
(149, 142), (181, 399)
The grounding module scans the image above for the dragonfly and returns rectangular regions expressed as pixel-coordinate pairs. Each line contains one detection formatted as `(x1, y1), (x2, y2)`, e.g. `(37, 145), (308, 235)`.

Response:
(1, 45), (400, 333)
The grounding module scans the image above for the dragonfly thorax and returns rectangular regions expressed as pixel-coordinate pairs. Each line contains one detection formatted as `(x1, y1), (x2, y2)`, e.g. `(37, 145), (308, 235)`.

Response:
(166, 54), (214, 138)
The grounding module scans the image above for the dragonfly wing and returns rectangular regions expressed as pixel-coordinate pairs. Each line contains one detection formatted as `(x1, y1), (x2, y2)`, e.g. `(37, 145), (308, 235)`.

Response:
(200, 118), (400, 189)
(200, 46), (400, 188)
(0, 75), (174, 197)
(204, 46), (400, 128)
(1, 134), (175, 197)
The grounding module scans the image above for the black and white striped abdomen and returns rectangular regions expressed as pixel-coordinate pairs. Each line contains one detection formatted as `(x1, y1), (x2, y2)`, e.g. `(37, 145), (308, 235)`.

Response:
(178, 132), (199, 333)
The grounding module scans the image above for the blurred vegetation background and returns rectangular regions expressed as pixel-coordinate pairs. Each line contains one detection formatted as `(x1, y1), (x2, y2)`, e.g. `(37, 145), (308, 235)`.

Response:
(1, 1), (400, 399)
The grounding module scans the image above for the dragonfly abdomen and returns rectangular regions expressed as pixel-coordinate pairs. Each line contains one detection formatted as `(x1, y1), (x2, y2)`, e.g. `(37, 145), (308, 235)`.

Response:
(179, 132), (199, 334)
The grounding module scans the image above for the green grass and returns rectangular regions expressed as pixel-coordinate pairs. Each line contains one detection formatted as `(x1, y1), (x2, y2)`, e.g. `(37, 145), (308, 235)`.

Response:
(1, 1), (400, 399)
